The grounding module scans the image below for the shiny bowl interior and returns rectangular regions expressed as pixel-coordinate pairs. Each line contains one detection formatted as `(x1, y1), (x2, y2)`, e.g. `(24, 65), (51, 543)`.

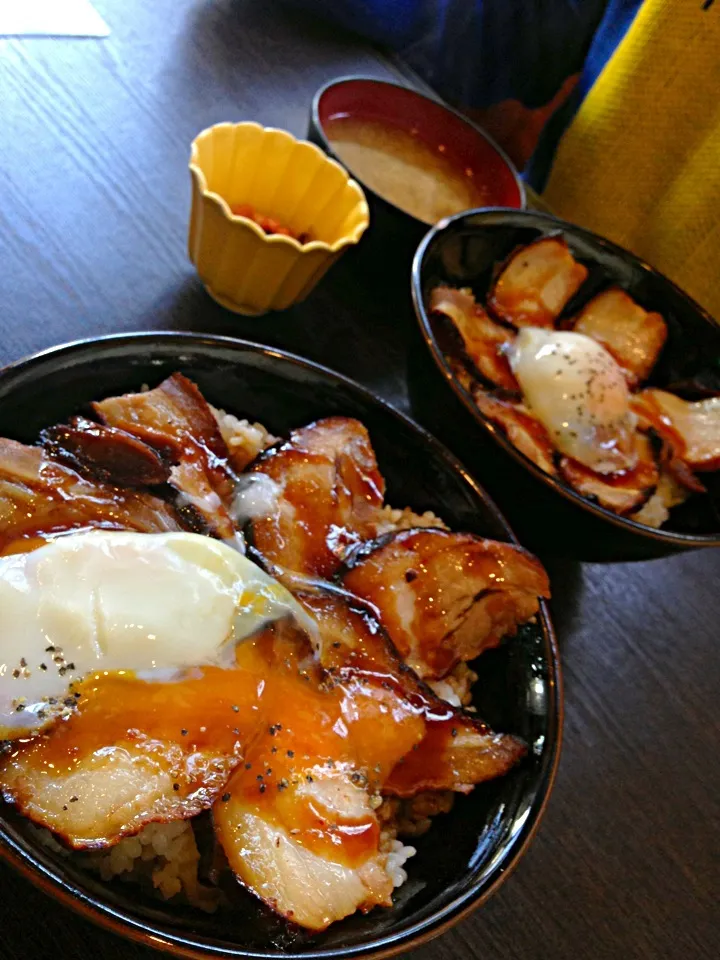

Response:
(0, 333), (560, 959)
(411, 208), (720, 553)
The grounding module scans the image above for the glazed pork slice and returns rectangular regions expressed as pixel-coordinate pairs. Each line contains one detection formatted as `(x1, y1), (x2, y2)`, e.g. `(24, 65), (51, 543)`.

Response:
(41, 416), (171, 487)
(0, 664), (261, 848)
(488, 237), (588, 328)
(342, 529), (550, 681)
(631, 389), (720, 472)
(214, 616), (424, 931)
(558, 432), (659, 515)
(570, 288), (667, 386)
(247, 417), (385, 582)
(300, 592), (526, 797)
(94, 373), (237, 538)
(430, 285), (519, 391)
(214, 601), (523, 930)
(0, 437), (181, 553)
(472, 387), (557, 475)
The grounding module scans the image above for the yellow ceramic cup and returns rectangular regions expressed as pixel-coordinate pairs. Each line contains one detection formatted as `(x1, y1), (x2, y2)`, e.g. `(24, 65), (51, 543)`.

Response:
(189, 122), (369, 316)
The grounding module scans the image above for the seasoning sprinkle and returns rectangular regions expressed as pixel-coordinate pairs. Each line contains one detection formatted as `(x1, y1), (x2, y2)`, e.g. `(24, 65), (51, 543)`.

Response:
(222, 793), (231, 803)
(180, 729), (188, 736)
(172, 783), (180, 791)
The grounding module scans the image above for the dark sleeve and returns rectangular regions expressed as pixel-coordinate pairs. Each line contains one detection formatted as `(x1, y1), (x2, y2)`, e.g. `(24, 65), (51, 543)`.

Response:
(282, 0), (610, 109)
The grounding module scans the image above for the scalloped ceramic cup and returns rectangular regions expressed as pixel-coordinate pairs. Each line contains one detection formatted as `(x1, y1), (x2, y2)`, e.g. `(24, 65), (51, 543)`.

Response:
(189, 122), (369, 316)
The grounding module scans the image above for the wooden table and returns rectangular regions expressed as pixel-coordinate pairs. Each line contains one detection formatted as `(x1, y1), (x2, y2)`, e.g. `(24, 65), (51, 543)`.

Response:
(0, 2), (717, 959)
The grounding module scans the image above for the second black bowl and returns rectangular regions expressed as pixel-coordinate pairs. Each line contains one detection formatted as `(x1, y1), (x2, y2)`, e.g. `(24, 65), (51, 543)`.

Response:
(411, 208), (720, 560)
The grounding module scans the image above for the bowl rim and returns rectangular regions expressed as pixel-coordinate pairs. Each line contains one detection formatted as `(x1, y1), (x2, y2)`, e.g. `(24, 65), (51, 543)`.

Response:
(309, 75), (527, 221)
(189, 121), (370, 254)
(0, 331), (562, 959)
(411, 206), (720, 548)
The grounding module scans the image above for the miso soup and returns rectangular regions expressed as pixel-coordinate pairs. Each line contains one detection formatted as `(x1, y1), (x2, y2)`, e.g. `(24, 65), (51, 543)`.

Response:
(325, 116), (490, 225)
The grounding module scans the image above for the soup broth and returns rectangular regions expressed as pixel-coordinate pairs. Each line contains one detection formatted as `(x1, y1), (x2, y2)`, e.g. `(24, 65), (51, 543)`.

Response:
(325, 116), (489, 225)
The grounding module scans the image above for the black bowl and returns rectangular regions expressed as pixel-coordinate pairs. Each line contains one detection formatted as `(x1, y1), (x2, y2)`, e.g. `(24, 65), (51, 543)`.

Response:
(0, 333), (561, 959)
(411, 208), (720, 561)
(307, 76), (525, 272)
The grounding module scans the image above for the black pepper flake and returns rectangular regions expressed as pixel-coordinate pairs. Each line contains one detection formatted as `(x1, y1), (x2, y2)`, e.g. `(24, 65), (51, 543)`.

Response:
(404, 569), (418, 583)
(12, 669), (19, 679)
(62, 805), (68, 811)
(39, 663), (47, 671)
(233, 728), (240, 736)
(245, 762), (252, 770)
(19, 658), (26, 668)
(306, 774), (314, 783)
(259, 783), (266, 794)
(172, 783), (180, 791)
(332, 642), (341, 649)
(231, 704), (239, 713)
(256, 774), (264, 781)
(222, 793), (231, 803)
(69, 796), (78, 803)
(278, 779), (288, 791)
(63, 697), (75, 708)
(73, 692), (81, 699)
(451, 728), (458, 737)
(66, 663), (75, 671)
(269, 723), (282, 736)
(266, 768), (272, 775)
(181, 729), (188, 736)
(45, 646), (55, 653)
(286, 750), (294, 758)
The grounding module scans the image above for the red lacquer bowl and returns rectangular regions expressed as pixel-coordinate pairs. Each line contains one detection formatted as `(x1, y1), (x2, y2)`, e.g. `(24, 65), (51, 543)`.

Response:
(308, 76), (525, 256)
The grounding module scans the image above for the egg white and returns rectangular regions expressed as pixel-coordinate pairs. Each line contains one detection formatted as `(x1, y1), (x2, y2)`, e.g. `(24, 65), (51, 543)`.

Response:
(0, 531), (309, 738)
(509, 328), (638, 474)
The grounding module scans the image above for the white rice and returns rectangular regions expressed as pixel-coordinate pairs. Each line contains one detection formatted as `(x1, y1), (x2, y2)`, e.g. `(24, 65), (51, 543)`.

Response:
(211, 407), (278, 472)
(385, 839), (416, 888)
(375, 504), (448, 533)
(86, 821), (219, 910)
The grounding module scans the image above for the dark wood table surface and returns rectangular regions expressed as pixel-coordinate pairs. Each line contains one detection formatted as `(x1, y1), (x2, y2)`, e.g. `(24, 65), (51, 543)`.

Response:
(0, 2), (718, 959)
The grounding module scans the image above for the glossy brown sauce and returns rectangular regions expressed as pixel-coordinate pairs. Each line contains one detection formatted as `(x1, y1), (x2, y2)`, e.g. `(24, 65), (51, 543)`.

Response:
(5, 628), (423, 865)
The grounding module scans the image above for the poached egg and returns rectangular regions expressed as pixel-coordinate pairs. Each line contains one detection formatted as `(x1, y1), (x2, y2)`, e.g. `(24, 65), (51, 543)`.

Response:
(509, 328), (638, 474)
(0, 531), (309, 738)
